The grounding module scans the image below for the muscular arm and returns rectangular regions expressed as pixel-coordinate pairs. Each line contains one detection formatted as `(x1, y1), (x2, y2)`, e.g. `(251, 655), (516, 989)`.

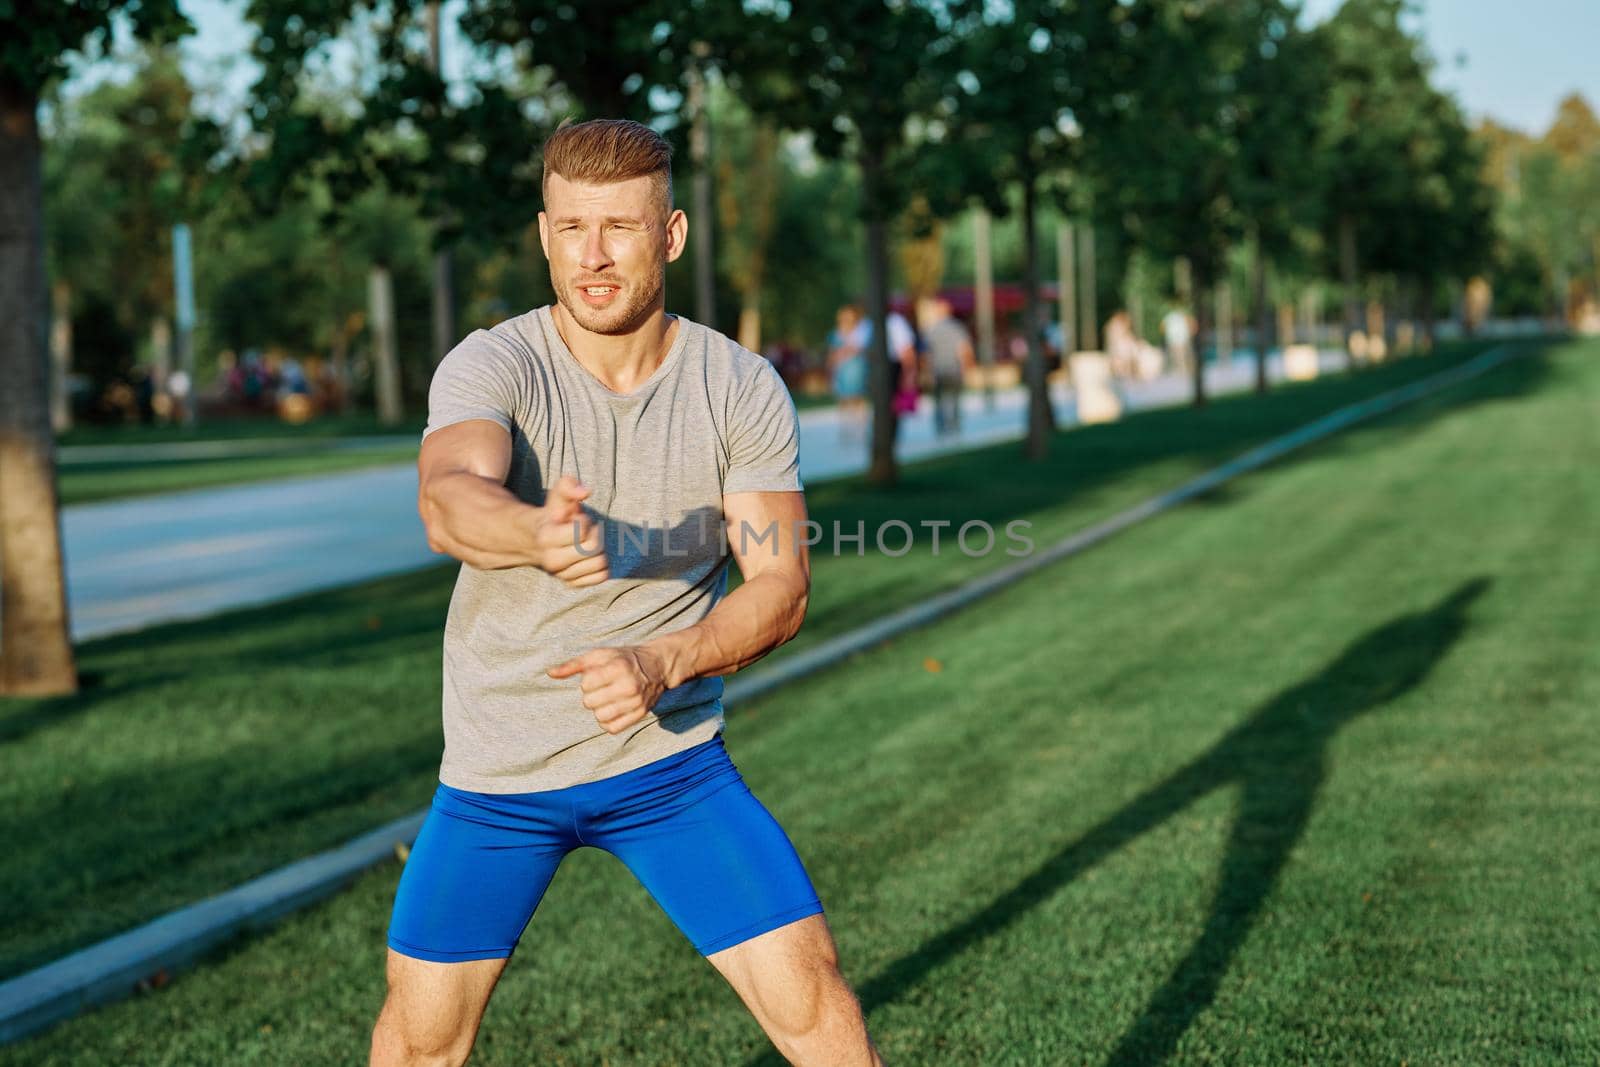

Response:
(548, 490), (810, 734)
(646, 491), (810, 687)
(418, 419), (606, 582)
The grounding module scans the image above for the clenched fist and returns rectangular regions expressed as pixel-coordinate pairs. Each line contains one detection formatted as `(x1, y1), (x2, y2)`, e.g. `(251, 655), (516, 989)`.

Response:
(533, 474), (609, 587)
(547, 645), (671, 734)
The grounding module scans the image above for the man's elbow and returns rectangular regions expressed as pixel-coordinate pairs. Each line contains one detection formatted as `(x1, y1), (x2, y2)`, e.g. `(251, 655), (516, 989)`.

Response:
(417, 485), (451, 555)
(781, 579), (809, 644)
(418, 485), (481, 565)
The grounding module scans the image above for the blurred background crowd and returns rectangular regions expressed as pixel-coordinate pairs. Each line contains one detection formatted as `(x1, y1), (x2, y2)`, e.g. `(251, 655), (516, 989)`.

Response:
(17, 0), (1599, 435)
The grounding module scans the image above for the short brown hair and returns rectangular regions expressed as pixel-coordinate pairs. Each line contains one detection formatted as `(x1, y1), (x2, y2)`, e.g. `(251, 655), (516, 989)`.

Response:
(541, 118), (673, 217)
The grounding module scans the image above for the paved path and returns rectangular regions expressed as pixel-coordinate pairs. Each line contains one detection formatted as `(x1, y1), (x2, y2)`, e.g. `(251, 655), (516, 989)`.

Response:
(62, 350), (1345, 641)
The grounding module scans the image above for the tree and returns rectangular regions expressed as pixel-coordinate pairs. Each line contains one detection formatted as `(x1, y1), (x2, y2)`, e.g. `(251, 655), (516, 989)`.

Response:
(0, 2), (189, 695)
(1311, 0), (1445, 358)
(734, 2), (948, 485)
(939, 0), (1090, 457)
(712, 84), (780, 352)
(238, 0), (553, 418)
(1367, 87), (1494, 345)
(1092, 0), (1262, 406)
(1227, 1), (1326, 391)
(41, 84), (121, 431)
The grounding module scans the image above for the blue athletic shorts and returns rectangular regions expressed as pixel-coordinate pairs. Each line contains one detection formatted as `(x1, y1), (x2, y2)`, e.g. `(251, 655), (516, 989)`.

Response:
(386, 734), (824, 962)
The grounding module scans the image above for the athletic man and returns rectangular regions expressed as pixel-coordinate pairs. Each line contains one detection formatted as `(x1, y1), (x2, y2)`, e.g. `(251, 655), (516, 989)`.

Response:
(369, 119), (884, 1066)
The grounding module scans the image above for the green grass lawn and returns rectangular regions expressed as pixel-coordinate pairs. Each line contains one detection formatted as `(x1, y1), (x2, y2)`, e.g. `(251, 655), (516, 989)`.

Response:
(54, 412), (425, 505)
(56, 412), (427, 448)
(3, 339), (1515, 983)
(5, 336), (1596, 1063)
(57, 443), (420, 506)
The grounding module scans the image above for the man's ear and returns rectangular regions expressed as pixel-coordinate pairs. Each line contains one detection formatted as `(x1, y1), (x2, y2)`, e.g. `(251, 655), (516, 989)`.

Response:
(537, 212), (550, 260)
(664, 208), (688, 264)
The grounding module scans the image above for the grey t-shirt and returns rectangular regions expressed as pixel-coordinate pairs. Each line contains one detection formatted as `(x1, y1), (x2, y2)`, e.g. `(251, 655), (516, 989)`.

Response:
(924, 318), (972, 381)
(422, 305), (803, 793)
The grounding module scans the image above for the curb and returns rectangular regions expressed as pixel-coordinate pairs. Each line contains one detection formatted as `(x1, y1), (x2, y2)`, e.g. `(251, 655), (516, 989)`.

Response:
(724, 343), (1521, 703)
(0, 343), (1521, 1046)
(0, 812), (425, 1045)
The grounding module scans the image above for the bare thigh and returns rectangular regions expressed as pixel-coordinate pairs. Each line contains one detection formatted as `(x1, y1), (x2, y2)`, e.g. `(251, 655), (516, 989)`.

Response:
(706, 914), (882, 1066)
(370, 950), (508, 1067)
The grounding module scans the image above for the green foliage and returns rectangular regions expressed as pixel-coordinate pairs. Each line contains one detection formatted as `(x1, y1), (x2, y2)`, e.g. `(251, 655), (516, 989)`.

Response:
(0, 0), (189, 95)
(1482, 95), (1600, 313)
(40, 47), (204, 387)
(1310, 0), (1493, 289)
(733, 1), (948, 217)
(1090, 0), (1260, 285)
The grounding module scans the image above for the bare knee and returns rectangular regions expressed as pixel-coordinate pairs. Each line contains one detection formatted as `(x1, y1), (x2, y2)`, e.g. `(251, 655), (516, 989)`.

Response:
(759, 957), (875, 1065)
(370, 1001), (476, 1067)
(369, 950), (504, 1067)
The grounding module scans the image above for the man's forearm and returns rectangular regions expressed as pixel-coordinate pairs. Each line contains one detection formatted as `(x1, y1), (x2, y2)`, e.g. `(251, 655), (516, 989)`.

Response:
(421, 471), (542, 569)
(644, 570), (808, 689)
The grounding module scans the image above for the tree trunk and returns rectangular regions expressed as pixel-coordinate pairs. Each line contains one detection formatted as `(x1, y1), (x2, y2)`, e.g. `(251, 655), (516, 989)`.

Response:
(368, 263), (403, 425)
(425, 1), (456, 367)
(1215, 270), (1233, 365)
(1420, 273), (1437, 351)
(50, 279), (72, 431)
(149, 315), (172, 397)
(1020, 173), (1053, 459)
(1190, 261), (1211, 408)
(861, 147), (896, 487)
(1056, 221), (1076, 356)
(688, 52), (715, 330)
(431, 245), (455, 366)
(0, 78), (77, 695)
(737, 302), (760, 354)
(1250, 227), (1270, 395)
(973, 207), (996, 408)
(1338, 212), (1360, 368)
(1299, 285), (1318, 347)
(1078, 222), (1098, 351)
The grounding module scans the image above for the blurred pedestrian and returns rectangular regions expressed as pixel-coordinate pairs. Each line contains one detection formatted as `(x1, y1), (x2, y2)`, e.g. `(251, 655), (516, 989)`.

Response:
(827, 304), (869, 444)
(922, 296), (975, 436)
(1162, 302), (1196, 376)
(1106, 310), (1137, 378)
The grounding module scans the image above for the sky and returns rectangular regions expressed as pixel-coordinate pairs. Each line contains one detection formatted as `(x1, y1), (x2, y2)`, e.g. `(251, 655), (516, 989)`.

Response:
(66, 0), (1600, 137)
(1299, 0), (1599, 132)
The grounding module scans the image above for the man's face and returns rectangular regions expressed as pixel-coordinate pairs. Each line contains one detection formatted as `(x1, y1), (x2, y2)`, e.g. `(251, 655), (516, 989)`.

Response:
(539, 172), (686, 336)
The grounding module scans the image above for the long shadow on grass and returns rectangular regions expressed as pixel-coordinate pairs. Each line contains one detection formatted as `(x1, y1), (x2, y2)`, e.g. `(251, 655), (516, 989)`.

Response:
(794, 342), (1550, 643)
(748, 577), (1489, 1067)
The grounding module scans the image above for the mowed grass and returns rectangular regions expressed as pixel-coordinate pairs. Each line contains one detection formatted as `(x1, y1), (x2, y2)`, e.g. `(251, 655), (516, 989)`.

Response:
(6, 336), (1595, 1063)
(0, 343), (1574, 979)
(54, 412), (425, 505)
(56, 412), (427, 447)
(56, 443), (420, 505)
(3, 342), (1518, 983)
(0, 339), (1544, 984)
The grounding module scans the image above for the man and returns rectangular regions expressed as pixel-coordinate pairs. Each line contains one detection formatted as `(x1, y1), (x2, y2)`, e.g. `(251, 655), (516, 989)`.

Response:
(371, 119), (883, 1067)
(919, 296), (975, 437)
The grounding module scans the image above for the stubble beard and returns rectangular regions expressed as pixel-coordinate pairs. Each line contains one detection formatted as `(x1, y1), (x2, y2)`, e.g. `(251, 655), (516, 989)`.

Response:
(552, 261), (666, 337)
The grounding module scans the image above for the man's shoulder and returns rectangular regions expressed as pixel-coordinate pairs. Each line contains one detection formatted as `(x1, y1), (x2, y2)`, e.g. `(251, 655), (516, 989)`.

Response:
(680, 315), (781, 386)
(481, 306), (551, 357)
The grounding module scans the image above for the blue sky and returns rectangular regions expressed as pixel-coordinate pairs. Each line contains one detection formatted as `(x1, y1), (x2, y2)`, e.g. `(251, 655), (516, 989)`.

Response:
(71, 0), (1600, 136)
(1300, 0), (1599, 132)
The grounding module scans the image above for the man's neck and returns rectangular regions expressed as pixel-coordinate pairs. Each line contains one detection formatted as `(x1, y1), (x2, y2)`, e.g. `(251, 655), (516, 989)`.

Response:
(551, 302), (679, 394)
